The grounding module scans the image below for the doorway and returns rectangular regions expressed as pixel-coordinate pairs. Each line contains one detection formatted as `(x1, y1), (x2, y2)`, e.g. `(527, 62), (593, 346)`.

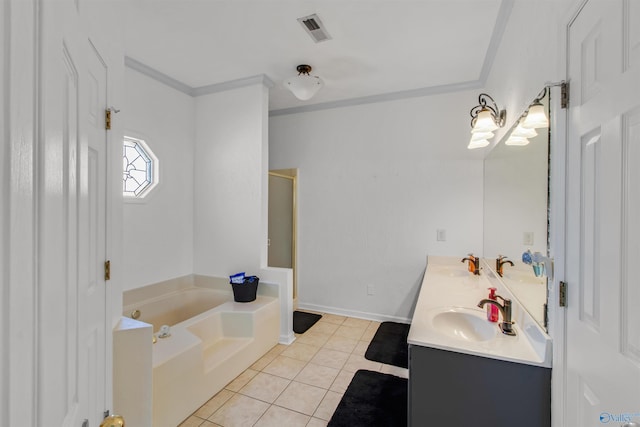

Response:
(268, 169), (297, 304)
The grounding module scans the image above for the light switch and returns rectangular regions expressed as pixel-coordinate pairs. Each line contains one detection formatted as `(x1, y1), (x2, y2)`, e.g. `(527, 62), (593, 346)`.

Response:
(437, 229), (446, 242)
(523, 232), (534, 246)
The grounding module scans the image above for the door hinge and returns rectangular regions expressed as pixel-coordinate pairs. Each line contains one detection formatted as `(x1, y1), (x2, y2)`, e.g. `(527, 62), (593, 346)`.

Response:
(543, 303), (549, 329)
(104, 260), (111, 281)
(561, 82), (569, 109)
(559, 281), (567, 307)
(105, 109), (111, 130)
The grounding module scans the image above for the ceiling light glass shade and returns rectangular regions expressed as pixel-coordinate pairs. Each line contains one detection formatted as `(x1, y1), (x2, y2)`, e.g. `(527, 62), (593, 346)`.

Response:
(467, 139), (490, 149)
(522, 103), (549, 129)
(511, 124), (537, 138)
(284, 74), (324, 100)
(469, 131), (495, 140)
(505, 136), (530, 146)
(472, 108), (499, 133)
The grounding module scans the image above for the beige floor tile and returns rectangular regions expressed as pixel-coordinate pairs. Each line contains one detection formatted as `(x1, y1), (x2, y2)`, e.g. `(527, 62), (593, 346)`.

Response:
(323, 335), (359, 353)
(238, 372), (291, 403)
(313, 391), (344, 421)
(318, 313), (346, 325)
(295, 331), (332, 347)
(359, 322), (380, 342)
(306, 418), (329, 427)
(263, 355), (308, 380)
(333, 325), (365, 340)
(352, 340), (369, 356)
(380, 364), (409, 378)
(194, 389), (235, 419)
(281, 342), (320, 362)
(274, 381), (327, 416)
(178, 416), (207, 427)
(309, 348), (350, 370)
(342, 317), (371, 329)
(250, 351), (280, 371)
(294, 362), (340, 389)
(329, 369), (356, 394)
(266, 343), (288, 357)
(209, 394), (270, 427)
(200, 421), (222, 427)
(308, 321), (339, 335)
(342, 354), (383, 373)
(254, 405), (311, 427)
(224, 368), (259, 392)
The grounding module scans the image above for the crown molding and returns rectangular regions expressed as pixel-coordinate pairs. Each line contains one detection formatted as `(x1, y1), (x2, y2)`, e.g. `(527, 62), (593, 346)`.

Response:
(125, 56), (274, 97)
(269, 80), (484, 117)
(478, 0), (514, 83)
(192, 74), (274, 97)
(124, 0), (512, 115)
(125, 56), (194, 96)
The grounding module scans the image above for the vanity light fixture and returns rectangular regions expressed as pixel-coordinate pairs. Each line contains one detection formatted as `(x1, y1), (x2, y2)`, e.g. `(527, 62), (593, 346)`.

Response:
(468, 93), (506, 149)
(521, 99), (549, 129)
(505, 135), (530, 146)
(511, 123), (537, 138)
(505, 123), (537, 146)
(521, 88), (550, 129)
(284, 64), (324, 101)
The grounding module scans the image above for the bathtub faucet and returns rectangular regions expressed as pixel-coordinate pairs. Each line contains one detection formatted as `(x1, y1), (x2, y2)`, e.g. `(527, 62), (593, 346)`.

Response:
(158, 325), (171, 339)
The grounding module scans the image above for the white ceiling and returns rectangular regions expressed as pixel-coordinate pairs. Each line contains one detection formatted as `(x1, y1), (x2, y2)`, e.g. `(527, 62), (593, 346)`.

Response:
(124, 0), (507, 112)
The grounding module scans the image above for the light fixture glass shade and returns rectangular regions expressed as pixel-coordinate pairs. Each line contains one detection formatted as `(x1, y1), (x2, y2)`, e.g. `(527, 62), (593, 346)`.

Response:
(511, 124), (537, 138)
(284, 74), (324, 100)
(468, 139), (490, 149)
(470, 131), (495, 141)
(522, 103), (549, 129)
(472, 108), (499, 132)
(505, 136), (530, 146)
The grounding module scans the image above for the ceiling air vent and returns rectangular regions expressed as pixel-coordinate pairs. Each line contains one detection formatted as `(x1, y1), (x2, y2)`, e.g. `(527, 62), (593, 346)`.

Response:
(297, 14), (332, 43)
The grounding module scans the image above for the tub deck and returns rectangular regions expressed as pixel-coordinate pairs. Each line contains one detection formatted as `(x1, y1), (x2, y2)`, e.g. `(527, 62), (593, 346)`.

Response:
(118, 277), (280, 427)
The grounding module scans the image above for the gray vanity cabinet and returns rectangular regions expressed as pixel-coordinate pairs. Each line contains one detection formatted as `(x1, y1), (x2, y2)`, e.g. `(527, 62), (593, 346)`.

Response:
(408, 345), (551, 427)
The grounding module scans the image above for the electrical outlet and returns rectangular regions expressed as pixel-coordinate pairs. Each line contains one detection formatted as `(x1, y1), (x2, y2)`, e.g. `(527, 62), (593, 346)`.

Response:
(523, 232), (534, 246)
(436, 229), (446, 242)
(367, 285), (375, 296)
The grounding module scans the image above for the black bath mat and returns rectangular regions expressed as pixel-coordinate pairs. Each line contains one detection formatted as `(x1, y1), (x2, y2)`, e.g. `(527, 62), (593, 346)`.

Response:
(364, 321), (410, 369)
(328, 370), (408, 427)
(293, 311), (322, 334)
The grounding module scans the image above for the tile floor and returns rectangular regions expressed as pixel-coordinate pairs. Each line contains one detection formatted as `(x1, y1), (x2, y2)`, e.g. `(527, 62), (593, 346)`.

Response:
(179, 312), (408, 427)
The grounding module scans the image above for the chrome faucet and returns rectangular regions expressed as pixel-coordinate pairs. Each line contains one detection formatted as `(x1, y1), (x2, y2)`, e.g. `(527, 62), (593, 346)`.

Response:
(496, 255), (514, 277)
(461, 254), (480, 275)
(477, 295), (516, 336)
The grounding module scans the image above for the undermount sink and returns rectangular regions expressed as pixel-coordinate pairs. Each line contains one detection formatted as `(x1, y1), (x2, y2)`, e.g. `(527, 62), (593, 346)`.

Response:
(430, 307), (498, 342)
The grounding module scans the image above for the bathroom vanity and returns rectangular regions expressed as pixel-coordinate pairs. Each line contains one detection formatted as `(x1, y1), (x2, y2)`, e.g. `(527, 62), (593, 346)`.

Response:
(407, 256), (551, 427)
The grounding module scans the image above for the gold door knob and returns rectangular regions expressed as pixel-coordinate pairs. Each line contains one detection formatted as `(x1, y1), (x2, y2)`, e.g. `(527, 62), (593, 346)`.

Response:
(100, 415), (125, 427)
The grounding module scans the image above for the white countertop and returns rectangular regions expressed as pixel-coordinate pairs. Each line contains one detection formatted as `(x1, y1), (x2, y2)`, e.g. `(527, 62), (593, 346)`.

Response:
(407, 256), (552, 368)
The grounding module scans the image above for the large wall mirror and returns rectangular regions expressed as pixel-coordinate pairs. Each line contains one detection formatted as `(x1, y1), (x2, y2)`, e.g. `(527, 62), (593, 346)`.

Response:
(483, 88), (550, 330)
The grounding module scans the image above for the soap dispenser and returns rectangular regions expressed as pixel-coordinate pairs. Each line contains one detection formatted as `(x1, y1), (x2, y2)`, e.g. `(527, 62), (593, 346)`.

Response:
(487, 288), (499, 322)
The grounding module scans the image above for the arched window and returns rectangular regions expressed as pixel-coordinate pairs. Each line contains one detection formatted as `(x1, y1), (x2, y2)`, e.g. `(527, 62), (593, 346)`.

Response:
(123, 136), (158, 198)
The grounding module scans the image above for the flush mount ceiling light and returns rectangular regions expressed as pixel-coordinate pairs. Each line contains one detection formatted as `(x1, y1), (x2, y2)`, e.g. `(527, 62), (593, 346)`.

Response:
(467, 93), (506, 149)
(284, 64), (324, 101)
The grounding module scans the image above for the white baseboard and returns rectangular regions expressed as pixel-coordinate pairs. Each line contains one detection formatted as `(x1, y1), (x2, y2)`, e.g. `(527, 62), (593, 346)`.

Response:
(279, 333), (296, 345)
(296, 303), (411, 325)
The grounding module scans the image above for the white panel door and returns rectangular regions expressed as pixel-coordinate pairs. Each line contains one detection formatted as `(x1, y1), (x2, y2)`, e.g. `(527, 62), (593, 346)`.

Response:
(566, 1), (640, 425)
(37, 1), (108, 426)
(79, 42), (109, 427)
